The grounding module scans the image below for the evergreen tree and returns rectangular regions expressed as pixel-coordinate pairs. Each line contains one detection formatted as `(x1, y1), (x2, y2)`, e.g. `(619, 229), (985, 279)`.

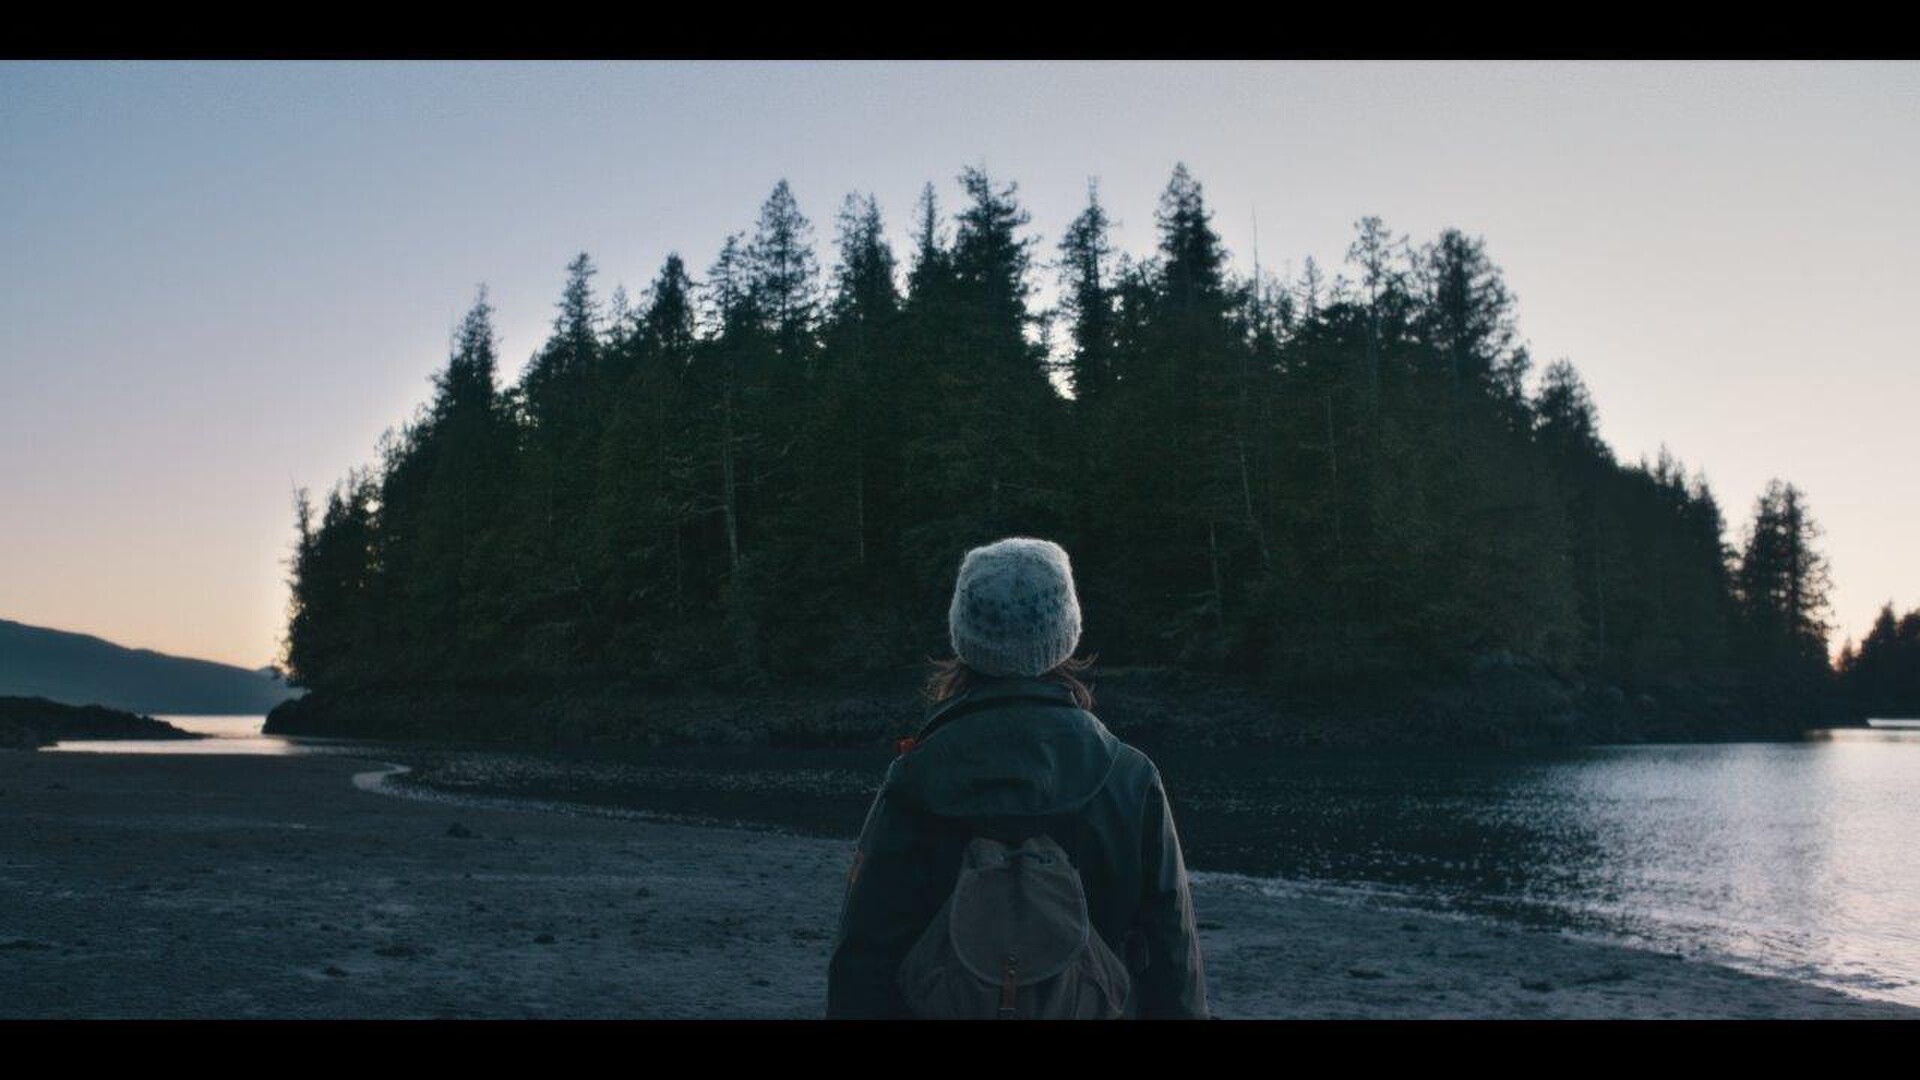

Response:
(1057, 181), (1117, 403)
(1417, 229), (1527, 423)
(1735, 480), (1835, 676)
(1345, 215), (1413, 408)
(521, 253), (602, 429)
(595, 255), (701, 675)
(507, 254), (607, 674)
(746, 178), (822, 372)
(283, 470), (378, 689)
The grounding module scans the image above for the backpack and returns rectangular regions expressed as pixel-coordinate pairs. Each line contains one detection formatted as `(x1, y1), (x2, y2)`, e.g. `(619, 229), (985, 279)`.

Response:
(895, 831), (1132, 1019)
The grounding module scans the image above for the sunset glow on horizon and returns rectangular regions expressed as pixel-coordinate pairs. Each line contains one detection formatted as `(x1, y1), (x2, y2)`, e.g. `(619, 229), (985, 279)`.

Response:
(2, 60), (1915, 668)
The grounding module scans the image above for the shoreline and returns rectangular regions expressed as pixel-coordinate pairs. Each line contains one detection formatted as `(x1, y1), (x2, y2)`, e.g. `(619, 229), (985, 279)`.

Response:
(265, 664), (1852, 751)
(2, 748), (1912, 1019)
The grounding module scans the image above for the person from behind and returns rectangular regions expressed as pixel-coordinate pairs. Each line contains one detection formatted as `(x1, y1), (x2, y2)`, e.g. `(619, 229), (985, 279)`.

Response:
(826, 536), (1209, 1019)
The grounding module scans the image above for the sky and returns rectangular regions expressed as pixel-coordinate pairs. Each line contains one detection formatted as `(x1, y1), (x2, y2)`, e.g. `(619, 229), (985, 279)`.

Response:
(1, 60), (1915, 670)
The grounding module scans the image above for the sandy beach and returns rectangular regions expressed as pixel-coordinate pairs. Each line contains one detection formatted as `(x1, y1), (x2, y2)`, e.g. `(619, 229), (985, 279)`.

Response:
(0, 748), (1911, 1019)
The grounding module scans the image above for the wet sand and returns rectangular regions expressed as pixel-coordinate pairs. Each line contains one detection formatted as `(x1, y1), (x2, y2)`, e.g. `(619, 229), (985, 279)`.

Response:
(0, 749), (1911, 1019)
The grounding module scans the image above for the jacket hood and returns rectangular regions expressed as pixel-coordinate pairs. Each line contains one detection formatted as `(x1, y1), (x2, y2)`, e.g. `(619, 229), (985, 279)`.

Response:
(884, 675), (1121, 820)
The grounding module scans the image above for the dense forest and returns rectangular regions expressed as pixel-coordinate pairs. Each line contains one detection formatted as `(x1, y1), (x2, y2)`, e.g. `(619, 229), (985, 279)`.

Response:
(277, 164), (1885, 743)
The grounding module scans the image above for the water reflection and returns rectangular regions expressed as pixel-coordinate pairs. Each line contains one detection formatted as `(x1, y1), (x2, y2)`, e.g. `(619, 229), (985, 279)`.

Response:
(46, 714), (299, 755)
(1143, 733), (1920, 1005)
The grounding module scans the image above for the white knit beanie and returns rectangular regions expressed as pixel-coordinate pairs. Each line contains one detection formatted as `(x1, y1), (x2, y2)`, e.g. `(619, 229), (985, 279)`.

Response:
(947, 536), (1084, 678)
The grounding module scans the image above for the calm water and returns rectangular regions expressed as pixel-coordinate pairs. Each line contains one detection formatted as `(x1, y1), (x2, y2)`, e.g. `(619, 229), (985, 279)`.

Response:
(1155, 730), (1920, 1006)
(43, 718), (1920, 1006)
(49, 714), (302, 755)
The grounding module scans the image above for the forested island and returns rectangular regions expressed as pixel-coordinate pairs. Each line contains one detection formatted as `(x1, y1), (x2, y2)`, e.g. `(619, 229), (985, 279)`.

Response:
(269, 165), (1909, 747)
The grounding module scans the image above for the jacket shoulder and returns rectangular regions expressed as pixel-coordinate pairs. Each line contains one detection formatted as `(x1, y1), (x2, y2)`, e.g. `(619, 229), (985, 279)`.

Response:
(1107, 735), (1159, 776)
(1103, 738), (1164, 802)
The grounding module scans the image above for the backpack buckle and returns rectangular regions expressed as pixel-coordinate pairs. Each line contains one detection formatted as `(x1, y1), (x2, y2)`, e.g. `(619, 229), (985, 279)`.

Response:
(998, 955), (1020, 1019)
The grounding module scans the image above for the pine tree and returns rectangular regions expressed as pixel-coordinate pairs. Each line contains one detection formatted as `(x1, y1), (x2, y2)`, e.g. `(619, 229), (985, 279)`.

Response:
(944, 165), (1056, 527)
(1345, 216), (1413, 408)
(822, 192), (902, 574)
(521, 253), (601, 430)
(506, 254), (607, 675)
(746, 178), (821, 370)
(1418, 229), (1525, 422)
(1155, 164), (1269, 662)
(1057, 181), (1117, 404)
(595, 255), (700, 675)
(431, 290), (513, 673)
(282, 470), (378, 689)
(1735, 480), (1835, 675)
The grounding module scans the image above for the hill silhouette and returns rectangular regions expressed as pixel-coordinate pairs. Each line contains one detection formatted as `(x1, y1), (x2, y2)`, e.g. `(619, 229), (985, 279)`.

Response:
(0, 618), (299, 715)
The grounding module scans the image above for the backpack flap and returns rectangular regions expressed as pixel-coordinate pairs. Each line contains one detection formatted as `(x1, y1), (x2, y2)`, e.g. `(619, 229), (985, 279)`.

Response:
(948, 835), (1089, 986)
(896, 833), (1132, 1019)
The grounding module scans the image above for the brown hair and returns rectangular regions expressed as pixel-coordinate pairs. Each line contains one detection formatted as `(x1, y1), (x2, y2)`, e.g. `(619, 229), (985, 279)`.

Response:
(921, 652), (1099, 712)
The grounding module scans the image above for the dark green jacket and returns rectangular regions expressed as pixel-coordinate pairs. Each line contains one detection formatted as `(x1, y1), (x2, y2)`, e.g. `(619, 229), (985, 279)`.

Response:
(825, 674), (1209, 1019)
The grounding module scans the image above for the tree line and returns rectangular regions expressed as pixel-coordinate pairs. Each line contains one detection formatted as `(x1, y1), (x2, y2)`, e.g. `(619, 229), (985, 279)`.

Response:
(282, 164), (1852, 706)
(1837, 604), (1920, 717)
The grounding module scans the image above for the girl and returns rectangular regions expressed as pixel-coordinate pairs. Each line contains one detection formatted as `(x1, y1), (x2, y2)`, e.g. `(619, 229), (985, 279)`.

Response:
(825, 536), (1209, 1019)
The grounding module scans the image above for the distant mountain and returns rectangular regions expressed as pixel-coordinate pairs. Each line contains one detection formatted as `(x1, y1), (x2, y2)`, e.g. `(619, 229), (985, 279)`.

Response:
(0, 618), (301, 715)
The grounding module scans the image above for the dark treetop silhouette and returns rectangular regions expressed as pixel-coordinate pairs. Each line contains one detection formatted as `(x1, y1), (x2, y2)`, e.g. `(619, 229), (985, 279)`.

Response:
(276, 165), (1865, 745)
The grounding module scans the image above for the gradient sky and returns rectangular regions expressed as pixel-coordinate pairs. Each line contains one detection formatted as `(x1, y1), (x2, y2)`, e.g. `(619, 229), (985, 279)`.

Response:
(2, 60), (1915, 669)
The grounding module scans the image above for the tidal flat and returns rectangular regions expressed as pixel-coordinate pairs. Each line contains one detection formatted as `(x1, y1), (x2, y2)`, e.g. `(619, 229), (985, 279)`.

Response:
(1, 749), (1911, 1019)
